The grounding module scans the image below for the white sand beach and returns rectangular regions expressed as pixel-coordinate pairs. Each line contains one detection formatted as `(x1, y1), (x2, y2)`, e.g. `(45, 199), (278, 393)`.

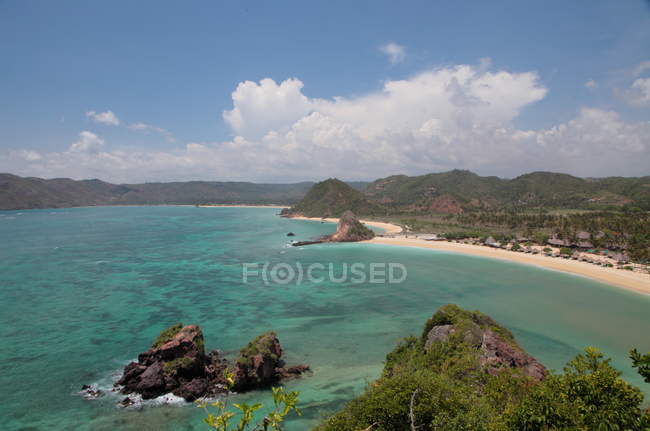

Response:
(290, 216), (650, 295)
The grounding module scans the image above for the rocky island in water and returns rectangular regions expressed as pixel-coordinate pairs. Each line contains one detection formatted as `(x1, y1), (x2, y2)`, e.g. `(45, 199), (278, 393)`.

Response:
(83, 324), (309, 405)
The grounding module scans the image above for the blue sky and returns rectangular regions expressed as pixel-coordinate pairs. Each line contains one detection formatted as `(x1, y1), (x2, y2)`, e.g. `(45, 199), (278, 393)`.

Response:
(1, 0), (649, 182)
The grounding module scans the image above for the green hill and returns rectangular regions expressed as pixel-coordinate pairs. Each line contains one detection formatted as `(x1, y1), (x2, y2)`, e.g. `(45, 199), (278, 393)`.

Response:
(286, 178), (383, 218)
(364, 170), (650, 213)
(316, 304), (649, 430)
(0, 174), (316, 210)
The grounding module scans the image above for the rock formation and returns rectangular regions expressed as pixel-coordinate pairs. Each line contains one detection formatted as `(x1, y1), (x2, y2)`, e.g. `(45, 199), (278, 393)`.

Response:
(326, 210), (375, 242)
(422, 304), (546, 381)
(110, 323), (309, 403)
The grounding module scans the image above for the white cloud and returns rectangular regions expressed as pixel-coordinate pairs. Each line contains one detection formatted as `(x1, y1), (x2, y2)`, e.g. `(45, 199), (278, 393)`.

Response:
(3, 63), (650, 182)
(128, 122), (176, 143)
(69, 131), (105, 153)
(585, 79), (598, 88)
(379, 42), (406, 64)
(623, 77), (650, 106)
(223, 78), (313, 140)
(85, 110), (120, 126)
(19, 150), (42, 161)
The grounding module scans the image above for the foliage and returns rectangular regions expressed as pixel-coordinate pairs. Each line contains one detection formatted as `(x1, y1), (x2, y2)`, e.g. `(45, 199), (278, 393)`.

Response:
(630, 348), (650, 383)
(237, 332), (280, 365)
(198, 370), (301, 431)
(315, 305), (650, 431)
(559, 247), (572, 255)
(507, 347), (647, 430)
(289, 178), (383, 217)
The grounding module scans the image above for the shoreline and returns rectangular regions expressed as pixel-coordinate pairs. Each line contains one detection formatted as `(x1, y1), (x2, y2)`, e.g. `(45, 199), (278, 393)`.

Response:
(197, 204), (288, 209)
(288, 215), (403, 234)
(290, 216), (650, 296)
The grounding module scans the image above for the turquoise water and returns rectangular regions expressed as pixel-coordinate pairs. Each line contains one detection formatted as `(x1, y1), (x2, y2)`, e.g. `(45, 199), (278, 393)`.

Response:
(1, 206), (649, 430)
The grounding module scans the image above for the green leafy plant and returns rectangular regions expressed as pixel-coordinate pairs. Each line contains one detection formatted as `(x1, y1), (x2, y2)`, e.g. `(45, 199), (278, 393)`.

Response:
(197, 370), (301, 431)
(630, 348), (650, 383)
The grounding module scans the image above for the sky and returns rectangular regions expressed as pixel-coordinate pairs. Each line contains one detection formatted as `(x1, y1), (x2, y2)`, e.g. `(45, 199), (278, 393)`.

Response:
(1, 0), (649, 183)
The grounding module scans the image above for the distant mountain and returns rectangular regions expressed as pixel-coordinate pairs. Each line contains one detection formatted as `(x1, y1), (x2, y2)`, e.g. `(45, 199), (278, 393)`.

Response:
(0, 173), (317, 210)
(284, 178), (383, 217)
(364, 170), (650, 213)
(2, 170), (649, 212)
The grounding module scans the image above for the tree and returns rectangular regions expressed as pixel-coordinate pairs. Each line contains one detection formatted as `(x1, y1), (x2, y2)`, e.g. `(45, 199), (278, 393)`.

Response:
(630, 349), (650, 384)
(508, 347), (646, 430)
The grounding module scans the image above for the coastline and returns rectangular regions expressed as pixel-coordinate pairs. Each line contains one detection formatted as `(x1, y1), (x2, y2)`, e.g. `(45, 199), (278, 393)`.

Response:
(197, 204), (288, 209)
(289, 215), (403, 235)
(290, 216), (650, 296)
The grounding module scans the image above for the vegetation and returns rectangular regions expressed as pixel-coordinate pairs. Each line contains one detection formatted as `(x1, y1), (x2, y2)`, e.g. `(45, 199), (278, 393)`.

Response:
(0, 173), (318, 209)
(390, 210), (650, 263)
(198, 370), (301, 431)
(286, 178), (381, 218)
(508, 348), (647, 430)
(630, 349), (650, 384)
(315, 305), (650, 431)
(237, 331), (280, 366)
(365, 170), (650, 212)
(152, 322), (184, 348)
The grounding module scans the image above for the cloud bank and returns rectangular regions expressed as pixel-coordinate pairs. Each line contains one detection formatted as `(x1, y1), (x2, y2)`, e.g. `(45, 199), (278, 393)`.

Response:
(2, 63), (649, 183)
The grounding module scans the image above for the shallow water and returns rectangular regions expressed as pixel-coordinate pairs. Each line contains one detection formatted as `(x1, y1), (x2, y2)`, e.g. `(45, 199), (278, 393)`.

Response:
(1, 206), (648, 430)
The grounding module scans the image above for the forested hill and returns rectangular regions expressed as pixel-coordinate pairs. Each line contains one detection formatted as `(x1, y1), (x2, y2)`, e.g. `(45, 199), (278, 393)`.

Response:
(2, 170), (649, 211)
(0, 173), (319, 210)
(282, 178), (383, 217)
(365, 170), (650, 213)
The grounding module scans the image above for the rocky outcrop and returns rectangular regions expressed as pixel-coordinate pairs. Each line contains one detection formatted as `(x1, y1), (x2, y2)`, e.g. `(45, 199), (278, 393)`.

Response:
(479, 328), (546, 381)
(423, 304), (546, 381)
(111, 324), (309, 403)
(326, 210), (374, 242)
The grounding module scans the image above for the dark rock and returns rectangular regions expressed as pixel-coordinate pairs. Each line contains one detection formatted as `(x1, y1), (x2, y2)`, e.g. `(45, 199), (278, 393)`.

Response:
(105, 324), (310, 402)
(116, 323), (209, 401)
(479, 329), (546, 381)
(173, 378), (208, 401)
(291, 240), (324, 247)
(280, 364), (311, 380)
(118, 397), (135, 408)
(80, 384), (104, 399)
(135, 361), (167, 399)
(233, 331), (284, 390)
(287, 232), (295, 237)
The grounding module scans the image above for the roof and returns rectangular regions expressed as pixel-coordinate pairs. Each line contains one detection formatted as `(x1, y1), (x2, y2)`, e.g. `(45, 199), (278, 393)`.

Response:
(577, 231), (591, 240)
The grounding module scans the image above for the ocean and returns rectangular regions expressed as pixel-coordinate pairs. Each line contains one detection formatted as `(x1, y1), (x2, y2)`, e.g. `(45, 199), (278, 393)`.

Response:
(1, 206), (648, 430)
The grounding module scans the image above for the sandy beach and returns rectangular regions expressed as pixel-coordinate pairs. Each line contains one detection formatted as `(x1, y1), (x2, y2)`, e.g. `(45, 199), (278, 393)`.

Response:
(291, 216), (650, 295)
(289, 216), (403, 234)
(198, 204), (288, 209)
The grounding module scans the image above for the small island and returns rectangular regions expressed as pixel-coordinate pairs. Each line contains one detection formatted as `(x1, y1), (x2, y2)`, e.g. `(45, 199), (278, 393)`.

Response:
(83, 324), (309, 405)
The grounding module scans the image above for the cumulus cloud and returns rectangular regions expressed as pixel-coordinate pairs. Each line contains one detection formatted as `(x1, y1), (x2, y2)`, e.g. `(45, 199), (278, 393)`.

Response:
(623, 77), (650, 106)
(223, 78), (313, 140)
(85, 110), (120, 126)
(3, 63), (650, 182)
(69, 131), (105, 153)
(379, 42), (406, 64)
